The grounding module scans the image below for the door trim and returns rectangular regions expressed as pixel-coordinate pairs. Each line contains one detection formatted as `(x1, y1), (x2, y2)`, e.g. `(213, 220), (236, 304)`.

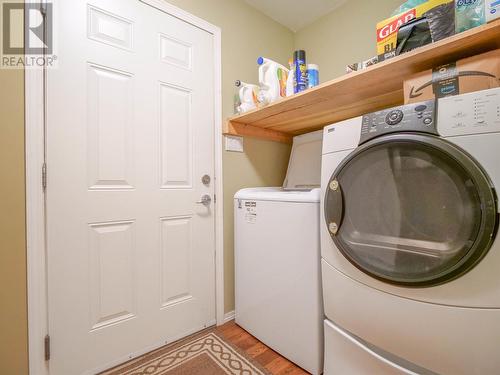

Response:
(25, 1), (223, 374)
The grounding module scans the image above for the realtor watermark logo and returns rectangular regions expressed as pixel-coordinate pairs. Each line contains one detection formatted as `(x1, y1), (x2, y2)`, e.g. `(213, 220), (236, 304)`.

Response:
(1, 2), (57, 68)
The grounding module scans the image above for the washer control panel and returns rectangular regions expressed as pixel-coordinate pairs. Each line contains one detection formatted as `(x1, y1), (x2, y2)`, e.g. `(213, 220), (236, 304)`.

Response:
(360, 100), (437, 144)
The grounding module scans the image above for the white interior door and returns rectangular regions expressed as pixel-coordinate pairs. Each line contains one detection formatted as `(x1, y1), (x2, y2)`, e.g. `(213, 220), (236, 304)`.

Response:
(46, 1), (216, 373)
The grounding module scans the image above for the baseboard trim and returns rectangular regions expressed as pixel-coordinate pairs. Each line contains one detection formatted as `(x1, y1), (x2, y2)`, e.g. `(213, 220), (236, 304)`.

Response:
(223, 310), (235, 324)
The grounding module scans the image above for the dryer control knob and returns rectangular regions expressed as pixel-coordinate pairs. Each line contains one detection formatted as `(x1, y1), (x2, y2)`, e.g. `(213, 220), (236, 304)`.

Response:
(386, 110), (404, 125)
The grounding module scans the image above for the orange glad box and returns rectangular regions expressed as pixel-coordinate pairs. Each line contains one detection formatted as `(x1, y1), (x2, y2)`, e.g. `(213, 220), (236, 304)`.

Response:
(376, 0), (454, 61)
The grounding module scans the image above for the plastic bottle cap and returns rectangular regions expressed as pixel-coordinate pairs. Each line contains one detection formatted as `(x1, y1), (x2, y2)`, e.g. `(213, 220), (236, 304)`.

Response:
(293, 50), (306, 61)
(307, 64), (319, 71)
(257, 57), (264, 65)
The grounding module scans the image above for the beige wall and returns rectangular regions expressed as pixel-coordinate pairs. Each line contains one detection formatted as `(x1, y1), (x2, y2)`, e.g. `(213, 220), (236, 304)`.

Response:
(294, 0), (403, 81)
(0, 37), (29, 375)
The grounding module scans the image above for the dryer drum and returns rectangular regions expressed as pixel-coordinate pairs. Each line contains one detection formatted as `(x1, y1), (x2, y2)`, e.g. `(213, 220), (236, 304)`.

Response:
(324, 133), (498, 287)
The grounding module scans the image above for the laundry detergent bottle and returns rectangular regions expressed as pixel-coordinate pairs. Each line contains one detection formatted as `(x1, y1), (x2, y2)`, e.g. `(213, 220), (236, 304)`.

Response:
(286, 58), (295, 97)
(235, 80), (260, 114)
(256, 57), (289, 104)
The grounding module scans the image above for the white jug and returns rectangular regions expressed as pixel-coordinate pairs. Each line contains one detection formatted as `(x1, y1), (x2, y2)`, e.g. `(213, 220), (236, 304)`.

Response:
(257, 57), (289, 104)
(235, 80), (259, 114)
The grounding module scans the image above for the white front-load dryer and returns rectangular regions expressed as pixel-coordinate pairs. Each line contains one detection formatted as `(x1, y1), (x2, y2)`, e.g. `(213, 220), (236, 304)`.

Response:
(320, 88), (500, 375)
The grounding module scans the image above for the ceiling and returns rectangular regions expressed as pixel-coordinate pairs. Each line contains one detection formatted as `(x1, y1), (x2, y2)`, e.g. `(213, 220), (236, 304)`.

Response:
(244, 0), (347, 32)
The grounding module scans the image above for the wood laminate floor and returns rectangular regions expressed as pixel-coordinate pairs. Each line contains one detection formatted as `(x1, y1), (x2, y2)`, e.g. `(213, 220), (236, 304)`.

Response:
(216, 321), (310, 375)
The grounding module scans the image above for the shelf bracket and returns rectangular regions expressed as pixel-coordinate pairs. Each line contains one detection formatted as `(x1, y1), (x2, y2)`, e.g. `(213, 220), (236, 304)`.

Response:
(223, 121), (292, 144)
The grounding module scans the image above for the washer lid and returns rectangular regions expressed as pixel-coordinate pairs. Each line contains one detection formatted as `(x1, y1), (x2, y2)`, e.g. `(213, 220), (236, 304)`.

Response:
(235, 187), (320, 203)
(324, 133), (497, 287)
(283, 130), (323, 190)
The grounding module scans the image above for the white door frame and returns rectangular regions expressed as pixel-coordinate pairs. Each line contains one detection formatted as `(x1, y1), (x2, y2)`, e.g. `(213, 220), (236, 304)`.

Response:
(25, 1), (223, 374)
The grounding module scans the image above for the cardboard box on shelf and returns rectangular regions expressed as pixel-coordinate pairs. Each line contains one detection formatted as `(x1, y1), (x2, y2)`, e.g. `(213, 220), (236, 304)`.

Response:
(403, 49), (500, 104)
(376, 0), (455, 61)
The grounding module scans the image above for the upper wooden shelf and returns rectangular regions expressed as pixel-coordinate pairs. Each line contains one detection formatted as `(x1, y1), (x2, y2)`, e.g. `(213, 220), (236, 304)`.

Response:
(224, 20), (500, 144)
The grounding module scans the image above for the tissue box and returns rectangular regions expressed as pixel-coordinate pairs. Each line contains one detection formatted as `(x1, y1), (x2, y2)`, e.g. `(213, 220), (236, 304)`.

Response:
(486, 0), (500, 22)
(403, 49), (500, 104)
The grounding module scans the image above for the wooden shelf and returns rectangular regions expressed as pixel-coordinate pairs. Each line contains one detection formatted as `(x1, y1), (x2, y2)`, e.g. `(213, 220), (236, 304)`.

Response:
(224, 20), (500, 144)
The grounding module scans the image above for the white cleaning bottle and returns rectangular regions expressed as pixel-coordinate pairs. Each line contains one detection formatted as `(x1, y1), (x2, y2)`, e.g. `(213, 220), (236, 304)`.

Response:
(256, 57), (289, 105)
(286, 58), (295, 97)
(235, 80), (260, 114)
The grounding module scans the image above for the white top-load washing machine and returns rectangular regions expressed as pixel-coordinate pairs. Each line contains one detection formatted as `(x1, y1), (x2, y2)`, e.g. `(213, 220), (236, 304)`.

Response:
(320, 88), (500, 375)
(235, 130), (324, 375)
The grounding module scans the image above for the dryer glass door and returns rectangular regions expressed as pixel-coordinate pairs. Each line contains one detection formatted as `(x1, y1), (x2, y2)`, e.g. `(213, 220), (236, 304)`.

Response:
(325, 134), (497, 286)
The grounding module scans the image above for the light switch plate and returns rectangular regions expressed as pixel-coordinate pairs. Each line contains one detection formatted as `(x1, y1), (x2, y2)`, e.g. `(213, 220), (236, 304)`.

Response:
(225, 135), (244, 152)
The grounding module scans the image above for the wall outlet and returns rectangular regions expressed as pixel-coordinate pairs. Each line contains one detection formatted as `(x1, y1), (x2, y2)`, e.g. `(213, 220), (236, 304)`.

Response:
(225, 135), (244, 152)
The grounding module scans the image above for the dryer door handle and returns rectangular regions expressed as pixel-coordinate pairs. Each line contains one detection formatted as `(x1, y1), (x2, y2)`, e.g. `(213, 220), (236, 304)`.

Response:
(325, 179), (344, 236)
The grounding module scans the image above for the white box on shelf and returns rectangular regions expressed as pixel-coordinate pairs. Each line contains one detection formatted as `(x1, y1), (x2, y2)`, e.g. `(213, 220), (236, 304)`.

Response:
(486, 0), (500, 22)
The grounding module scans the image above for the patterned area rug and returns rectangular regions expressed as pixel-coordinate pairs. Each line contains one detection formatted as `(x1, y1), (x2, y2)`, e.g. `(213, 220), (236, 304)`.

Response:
(100, 329), (269, 375)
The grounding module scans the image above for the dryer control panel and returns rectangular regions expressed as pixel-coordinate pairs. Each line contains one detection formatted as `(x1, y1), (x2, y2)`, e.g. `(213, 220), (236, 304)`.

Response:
(437, 87), (500, 137)
(360, 100), (437, 144)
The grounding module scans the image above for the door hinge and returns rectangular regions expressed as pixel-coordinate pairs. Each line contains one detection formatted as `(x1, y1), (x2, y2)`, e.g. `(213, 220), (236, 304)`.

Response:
(40, 0), (47, 16)
(42, 163), (47, 190)
(214, 194), (216, 204)
(44, 334), (50, 361)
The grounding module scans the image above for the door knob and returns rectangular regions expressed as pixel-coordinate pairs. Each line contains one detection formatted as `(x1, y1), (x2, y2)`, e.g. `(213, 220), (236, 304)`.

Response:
(196, 194), (212, 206)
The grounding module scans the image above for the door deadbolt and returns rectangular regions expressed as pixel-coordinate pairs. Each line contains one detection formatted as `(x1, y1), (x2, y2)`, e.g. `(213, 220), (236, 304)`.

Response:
(202, 174), (211, 185)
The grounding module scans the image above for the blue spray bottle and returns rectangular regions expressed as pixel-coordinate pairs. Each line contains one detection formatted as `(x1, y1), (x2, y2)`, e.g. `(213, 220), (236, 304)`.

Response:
(293, 50), (307, 94)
